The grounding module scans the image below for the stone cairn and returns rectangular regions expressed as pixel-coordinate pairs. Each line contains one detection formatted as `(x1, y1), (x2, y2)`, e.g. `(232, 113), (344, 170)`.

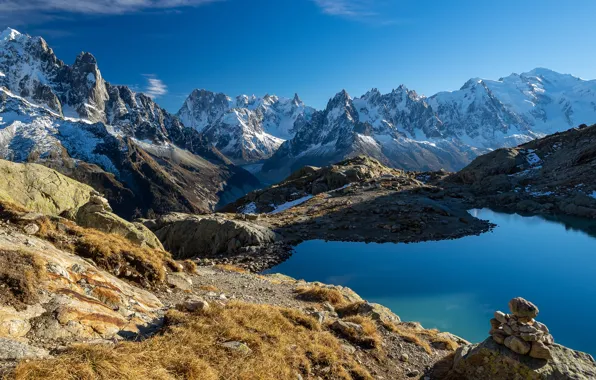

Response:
(489, 297), (554, 360)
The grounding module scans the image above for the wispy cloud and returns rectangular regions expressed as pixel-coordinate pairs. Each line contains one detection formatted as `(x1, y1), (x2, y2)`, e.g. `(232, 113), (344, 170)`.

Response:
(0, 0), (221, 15)
(0, 0), (221, 26)
(311, 0), (402, 25)
(143, 74), (168, 99)
(312, 0), (375, 17)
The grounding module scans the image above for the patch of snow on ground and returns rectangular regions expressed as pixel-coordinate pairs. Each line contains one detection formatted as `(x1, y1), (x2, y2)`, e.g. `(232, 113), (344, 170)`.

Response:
(240, 202), (257, 214)
(0, 71), (5, 77)
(591, 191), (596, 200)
(329, 184), (352, 193)
(269, 195), (314, 215)
(530, 191), (553, 197)
(526, 152), (542, 166)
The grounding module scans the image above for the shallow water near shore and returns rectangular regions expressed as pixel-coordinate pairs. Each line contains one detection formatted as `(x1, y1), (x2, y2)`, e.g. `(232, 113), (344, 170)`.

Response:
(265, 208), (596, 355)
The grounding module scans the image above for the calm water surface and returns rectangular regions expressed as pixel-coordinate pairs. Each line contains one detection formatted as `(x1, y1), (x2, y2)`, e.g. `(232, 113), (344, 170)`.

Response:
(265, 209), (596, 355)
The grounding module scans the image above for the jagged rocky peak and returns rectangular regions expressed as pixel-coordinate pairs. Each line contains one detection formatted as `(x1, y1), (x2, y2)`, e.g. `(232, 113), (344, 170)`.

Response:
(177, 89), (232, 131)
(329, 89), (351, 105)
(67, 51), (109, 122)
(177, 87), (316, 163)
(292, 92), (302, 106)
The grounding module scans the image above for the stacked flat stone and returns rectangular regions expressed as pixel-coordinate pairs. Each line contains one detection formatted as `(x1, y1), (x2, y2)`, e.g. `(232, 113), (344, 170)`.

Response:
(489, 297), (554, 360)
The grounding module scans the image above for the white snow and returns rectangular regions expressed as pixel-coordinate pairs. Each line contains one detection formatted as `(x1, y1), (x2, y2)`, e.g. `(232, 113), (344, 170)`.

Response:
(240, 202), (257, 214)
(0, 71), (5, 77)
(590, 191), (596, 200)
(269, 195), (314, 215)
(526, 152), (542, 165)
(0, 27), (21, 42)
(530, 191), (553, 197)
(329, 184), (352, 193)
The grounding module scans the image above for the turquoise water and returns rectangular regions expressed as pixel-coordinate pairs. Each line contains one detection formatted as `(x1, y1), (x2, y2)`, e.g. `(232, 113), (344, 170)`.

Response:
(265, 209), (596, 355)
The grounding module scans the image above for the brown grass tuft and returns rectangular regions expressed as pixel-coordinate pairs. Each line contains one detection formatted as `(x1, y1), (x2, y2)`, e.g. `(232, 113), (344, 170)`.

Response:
(215, 264), (248, 274)
(381, 321), (433, 354)
(295, 285), (346, 306)
(73, 229), (173, 285)
(336, 316), (382, 349)
(181, 260), (197, 274)
(198, 285), (219, 292)
(13, 302), (372, 380)
(430, 336), (460, 351)
(91, 287), (122, 308)
(0, 249), (46, 310)
(336, 301), (367, 317)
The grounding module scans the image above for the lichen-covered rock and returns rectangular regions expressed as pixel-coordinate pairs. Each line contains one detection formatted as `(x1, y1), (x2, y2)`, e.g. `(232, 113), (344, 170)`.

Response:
(74, 196), (164, 250)
(530, 341), (554, 360)
(0, 159), (94, 215)
(0, 338), (49, 360)
(449, 337), (596, 380)
(504, 335), (531, 355)
(149, 213), (276, 259)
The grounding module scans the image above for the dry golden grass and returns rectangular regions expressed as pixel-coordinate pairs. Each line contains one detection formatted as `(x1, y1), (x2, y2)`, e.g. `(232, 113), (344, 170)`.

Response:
(335, 301), (366, 317)
(0, 249), (46, 310)
(13, 302), (372, 380)
(295, 285), (347, 306)
(0, 200), (29, 215)
(198, 285), (219, 292)
(181, 260), (197, 274)
(417, 329), (460, 352)
(73, 228), (174, 285)
(336, 316), (382, 349)
(91, 287), (122, 308)
(214, 264), (248, 274)
(0, 200), (177, 287)
(381, 321), (433, 354)
(429, 336), (459, 351)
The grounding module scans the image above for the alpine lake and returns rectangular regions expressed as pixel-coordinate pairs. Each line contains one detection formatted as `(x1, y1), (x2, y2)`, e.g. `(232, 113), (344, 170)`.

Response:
(265, 208), (596, 355)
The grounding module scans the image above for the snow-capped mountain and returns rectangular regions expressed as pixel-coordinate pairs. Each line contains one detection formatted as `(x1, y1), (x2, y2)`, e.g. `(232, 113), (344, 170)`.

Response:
(261, 69), (596, 181)
(261, 89), (479, 180)
(177, 90), (314, 164)
(0, 28), (259, 217)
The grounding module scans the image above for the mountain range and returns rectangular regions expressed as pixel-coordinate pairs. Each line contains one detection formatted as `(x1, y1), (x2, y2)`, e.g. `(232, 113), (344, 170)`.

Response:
(179, 68), (596, 182)
(2, 27), (596, 214)
(0, 27), (258, 218)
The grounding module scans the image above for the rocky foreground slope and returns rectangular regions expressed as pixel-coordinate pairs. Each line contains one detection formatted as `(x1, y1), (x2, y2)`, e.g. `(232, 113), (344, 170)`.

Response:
(0, 152), (595, 378)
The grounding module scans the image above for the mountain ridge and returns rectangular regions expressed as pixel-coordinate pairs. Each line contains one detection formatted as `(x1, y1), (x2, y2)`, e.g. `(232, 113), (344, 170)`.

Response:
(0, 27), (260, 218)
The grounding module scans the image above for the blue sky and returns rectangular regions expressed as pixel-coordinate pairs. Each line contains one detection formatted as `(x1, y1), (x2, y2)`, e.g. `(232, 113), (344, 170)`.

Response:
(3, 0), (596, 112)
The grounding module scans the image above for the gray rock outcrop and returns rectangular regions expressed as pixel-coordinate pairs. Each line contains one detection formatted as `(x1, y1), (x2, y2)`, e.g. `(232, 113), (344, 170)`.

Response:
(74, 195), (164, 250)
(148, 213), (277, 259)
(450, 337), (596, 380)
(446, 297), (596, 379)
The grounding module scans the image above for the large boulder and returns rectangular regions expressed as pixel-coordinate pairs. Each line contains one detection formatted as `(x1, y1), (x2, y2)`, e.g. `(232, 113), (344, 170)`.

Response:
(458, 148), (523, 184)
(149, 213), (276, 259)
(74, 196), (164, 250)
(0, 159), (94, 215)
(448, 337), (596, 380)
